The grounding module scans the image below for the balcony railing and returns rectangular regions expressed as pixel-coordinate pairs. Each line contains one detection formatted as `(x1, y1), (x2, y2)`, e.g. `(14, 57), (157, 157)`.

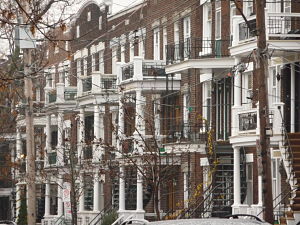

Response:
(122, 64), (134, 81)
(233, 12), (300, 46)
(268, 13), (300, 38)
(49, 92), (57, 103)
(82, 76), (92, 92)
(48, 152), (57, 165)
(165, 122), (209, 144)
(142, 62), (166, 77)
(101, 78), (117, 89)
(64, 88), (77, 100)
(238, 111), (257, 132)
(166, 38), (231, 65)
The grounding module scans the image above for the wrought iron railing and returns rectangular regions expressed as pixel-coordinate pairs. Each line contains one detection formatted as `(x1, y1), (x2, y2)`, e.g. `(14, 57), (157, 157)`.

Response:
(268, 13), (300, 37)
(238, 111), (258, 131)
(166, 38), (231, 64)
(122, 64), (134, 81)
(101, 78), (117, 89)
(64, 89), (77, 100)
(165, 122), (209, 144)
(142, 62), (166, 77)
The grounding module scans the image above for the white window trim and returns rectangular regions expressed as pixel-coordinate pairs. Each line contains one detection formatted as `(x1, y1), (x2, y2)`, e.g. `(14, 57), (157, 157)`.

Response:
(153, 27), (160, 60)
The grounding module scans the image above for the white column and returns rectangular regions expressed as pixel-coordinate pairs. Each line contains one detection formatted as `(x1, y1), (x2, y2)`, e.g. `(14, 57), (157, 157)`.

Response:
(111, 107), (118, 147)
(117, 97), (124, 157)
(57, 112), (64, 166)
(233, 146), (241, 205)
(232, 57), (242, 136)
(258, 175), (263, 205)
(16, 128), (22, 159)
(93, 173), (100, 212)
(45, 181), (50, 216)
(154, 95), (161, 138)
(45, 114), (51, 151)
(79, 174), (85, 212)
(136, 169), (144, 211)
(134, 90), (145, 154)
(99, 106), (105, 148)
(78, 108), (85, 161)
(16, 184), (21, 219)
(93, 105), (100, 162)
(183, 172), (189, 209)
(119, 165), (125, 211)
(291, 63), (295, 133)
(57, 176), (63, 216)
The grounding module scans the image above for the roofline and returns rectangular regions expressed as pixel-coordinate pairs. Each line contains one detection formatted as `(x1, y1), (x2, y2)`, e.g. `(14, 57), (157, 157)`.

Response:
(108, 1), (146, 22)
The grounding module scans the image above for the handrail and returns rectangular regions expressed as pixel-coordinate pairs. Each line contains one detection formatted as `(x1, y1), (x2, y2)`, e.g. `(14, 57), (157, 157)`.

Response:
(176, 182), (223, 219)
(256, 107), (295, 218)
(88, 203), (112, 225)
(54, 215), (64, 225)
(111, 215), (124, 225)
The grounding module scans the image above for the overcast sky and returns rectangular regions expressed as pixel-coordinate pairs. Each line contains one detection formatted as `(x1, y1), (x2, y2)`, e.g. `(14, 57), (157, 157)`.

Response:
(0, 0), (141, 59)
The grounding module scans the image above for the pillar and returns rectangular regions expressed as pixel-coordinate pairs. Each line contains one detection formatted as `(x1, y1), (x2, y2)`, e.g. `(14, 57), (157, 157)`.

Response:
(79, 174), (85, 212)
(57, 112), (64, 166)
(136, 169), (143, 211)
(134, 90), (145, 154)
(16, 184), (21, 219)
(93, 105), (100, 162)
(16, 128), (22, 159)
(45, 181), (50, 216)
(233, 146), (241, 205)
(119, 165), (125, 211)
(117, 97), (124, 157)
(93, 173), (100, 212)
(291, 63), (295, 133)
(232, 57), (242, 136)
(78, 108), (85, 161)
(154, 95), (161, 137)
(111, 106), (118, 147)
(45, 114), (51, 151)
(99, 106), (105, 154)
(258, 175), (263, 205)
(57, 175), (63, 216)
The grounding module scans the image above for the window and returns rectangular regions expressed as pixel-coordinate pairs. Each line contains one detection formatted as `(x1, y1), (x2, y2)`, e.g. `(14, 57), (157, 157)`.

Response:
(99, 16), (102, 30)
(163, 27), (167, 60)
(230, 2), (236, 34)
(244, 0), (254, 17)
(284, 0), (291, 13)
(202, 81), (212, 126)
(246, 163), (253, 205)
(84, 175), (93, 211)
(153, 28), (160, 60)
(215, 2), (221, 40)
(183, 17), (191, 58)
(266, 0), (280, 12)
(76, 25), (80, 38)
(242, 72), (253, 107)
(87, 11), (91, 21)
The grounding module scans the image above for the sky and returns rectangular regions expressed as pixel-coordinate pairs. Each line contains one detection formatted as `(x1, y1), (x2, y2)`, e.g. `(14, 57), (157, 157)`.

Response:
(0, 0), (141, 59)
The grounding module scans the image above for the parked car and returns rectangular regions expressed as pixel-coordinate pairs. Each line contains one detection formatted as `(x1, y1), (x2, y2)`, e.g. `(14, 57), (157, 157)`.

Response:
(0, 221), (16, 225)
(121, 215), (271, 225)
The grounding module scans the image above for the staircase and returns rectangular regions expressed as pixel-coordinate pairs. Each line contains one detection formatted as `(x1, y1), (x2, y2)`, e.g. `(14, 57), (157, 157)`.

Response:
(210, 145), (247, 217)
(280, 132), (300, 225)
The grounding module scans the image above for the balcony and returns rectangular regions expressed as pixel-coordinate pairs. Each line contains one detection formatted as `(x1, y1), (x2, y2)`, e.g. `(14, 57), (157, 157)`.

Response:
(231, 12), (300, 56)
(118, 58), (180, 92)
(78, 73), (117, 98)
(164, 122), (209, 144)
(166, 38), (231, 65)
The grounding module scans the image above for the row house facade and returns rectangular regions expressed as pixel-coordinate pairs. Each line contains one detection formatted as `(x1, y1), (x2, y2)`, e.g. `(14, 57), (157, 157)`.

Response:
(11, 0), (300, 224)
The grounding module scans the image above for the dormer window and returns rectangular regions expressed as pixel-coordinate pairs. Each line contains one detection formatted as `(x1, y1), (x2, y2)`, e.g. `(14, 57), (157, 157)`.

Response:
(76, 25), (80, 38)
(87, 11), (91, 21)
